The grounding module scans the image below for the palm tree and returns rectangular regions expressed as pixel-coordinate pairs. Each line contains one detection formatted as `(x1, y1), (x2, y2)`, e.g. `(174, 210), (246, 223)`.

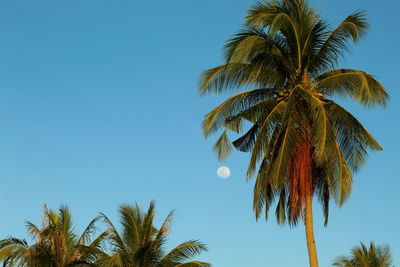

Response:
(333, 242), (394, 267)
(95, 202), (210, 267)
(199, 0), (388, 266)
(0, 205), (105, 266)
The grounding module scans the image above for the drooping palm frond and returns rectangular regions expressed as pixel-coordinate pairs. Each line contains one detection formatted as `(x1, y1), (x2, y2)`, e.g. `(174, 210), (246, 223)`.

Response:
(326, 101), (382, 171)
(315, 69), (388, 107)
(246, 100), (286, 178)
(159, 240), (208, 266)
(202, 89), (277, 137)
(212, 131), (232, 161)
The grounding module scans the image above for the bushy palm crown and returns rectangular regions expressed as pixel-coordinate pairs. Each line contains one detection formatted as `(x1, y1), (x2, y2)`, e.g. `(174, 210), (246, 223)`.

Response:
(95, 202), (210, 267)
(200, 0), (388, 225)
(0, 206), (103, 267)
(332, 242), (394, 267)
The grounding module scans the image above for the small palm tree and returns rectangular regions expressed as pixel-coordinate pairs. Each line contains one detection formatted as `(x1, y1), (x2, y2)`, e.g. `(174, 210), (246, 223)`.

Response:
(0, 205), (104, 266)
(95, 202), (210, 267)
(199, 0), (388, 266)
(333, 242), (394, 267)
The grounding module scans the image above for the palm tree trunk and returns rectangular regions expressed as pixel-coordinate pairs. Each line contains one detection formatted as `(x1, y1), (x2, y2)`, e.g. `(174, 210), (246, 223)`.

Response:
(305, 193), (319, 267)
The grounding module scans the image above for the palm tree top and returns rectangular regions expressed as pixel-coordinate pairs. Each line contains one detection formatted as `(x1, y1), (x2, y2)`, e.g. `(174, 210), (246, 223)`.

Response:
(0, 205), (103, 266)
(200, 0), (387, 105)
(199, 0), (388, 226)
(97, 201), (211, 267)
(333, 242), (394, 267)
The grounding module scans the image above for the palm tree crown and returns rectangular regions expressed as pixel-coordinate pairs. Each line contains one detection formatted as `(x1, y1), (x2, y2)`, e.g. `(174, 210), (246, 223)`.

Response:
(200, 1), (388, 266)
(333, 242), (394, 267)
(95, 202), (210, 267)
(0, 205), (103, 267)
(200, 0), (388, 226)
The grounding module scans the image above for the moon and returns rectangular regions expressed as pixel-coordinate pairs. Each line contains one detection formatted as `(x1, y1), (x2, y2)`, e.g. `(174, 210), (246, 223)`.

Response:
(217, 166), (231, 179)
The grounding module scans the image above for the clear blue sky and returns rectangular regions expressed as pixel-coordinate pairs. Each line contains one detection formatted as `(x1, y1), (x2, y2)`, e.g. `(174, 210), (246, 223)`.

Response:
(0, 0), (398, 266)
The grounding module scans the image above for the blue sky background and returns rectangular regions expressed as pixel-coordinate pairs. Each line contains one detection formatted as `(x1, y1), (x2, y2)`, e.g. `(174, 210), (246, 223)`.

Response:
(0, 0), (398, 266)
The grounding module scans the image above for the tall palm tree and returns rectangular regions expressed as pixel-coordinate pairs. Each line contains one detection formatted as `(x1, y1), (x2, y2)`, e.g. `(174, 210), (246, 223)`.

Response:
(199, 0), (388, 266)
(0, 205), (105, 266)
(95, 202), (210, 267)
(332, 242), (394, 267)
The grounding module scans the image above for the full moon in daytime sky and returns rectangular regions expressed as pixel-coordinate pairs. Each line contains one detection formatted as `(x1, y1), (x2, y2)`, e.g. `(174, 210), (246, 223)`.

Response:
(217, 166), (231, 179)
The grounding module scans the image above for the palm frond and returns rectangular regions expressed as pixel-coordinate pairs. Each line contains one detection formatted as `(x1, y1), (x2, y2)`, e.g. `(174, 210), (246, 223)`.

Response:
(296, 89), (333, 164)
(201, 89), (276, 137)
(269, 90), (305, 188)
(199, 62), (283, 96)
(315, 69), (388, 107)
(253, 156), (276, 220)
(275, 188), (287, 225)
(160, 240), (208, 265)
(212, 131), (232, 161)
(76, 216), (101, 246)
(25, 221), (42, 241)
(327, 101), (382, 173)
(313, 10), (369, 71)
(332, 141), (353, 205)
(119, 204), (141, 251)
(99, 213), (126, 252)
(246, 100), (286, 177)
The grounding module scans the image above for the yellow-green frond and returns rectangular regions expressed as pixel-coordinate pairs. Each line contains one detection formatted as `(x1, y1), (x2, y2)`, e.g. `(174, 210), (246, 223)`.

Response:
(212, 131), (232, 161)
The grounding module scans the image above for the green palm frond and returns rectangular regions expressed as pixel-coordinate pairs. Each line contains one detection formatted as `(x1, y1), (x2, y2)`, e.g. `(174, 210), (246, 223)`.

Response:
(269, 90), (306, 188)
(199, 62), (283, 96)
(332, 140), (353, 205)
(160, 240), (208, 265)
(308, 96), (331, 163)
(229, 97), (282, 154)
(269, 12), (301, 68)
(315, 177), (330, 226)
(327, 101), (382, 172)
(275, 188), (287, 225)
(245, 0), (286, 28)
(315, 69), (388, 107)
(253, 157), (276, 220)
(201, 89), (276, 137)
(119, 204), (142, 251)
(142, 202), (157, 244)
(313, 11), (368, 71)
(213, 131), (232, 161)
(246, 100), (286, 177)
(224, 27), (274, 62)
(295, 89), (335, 164)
